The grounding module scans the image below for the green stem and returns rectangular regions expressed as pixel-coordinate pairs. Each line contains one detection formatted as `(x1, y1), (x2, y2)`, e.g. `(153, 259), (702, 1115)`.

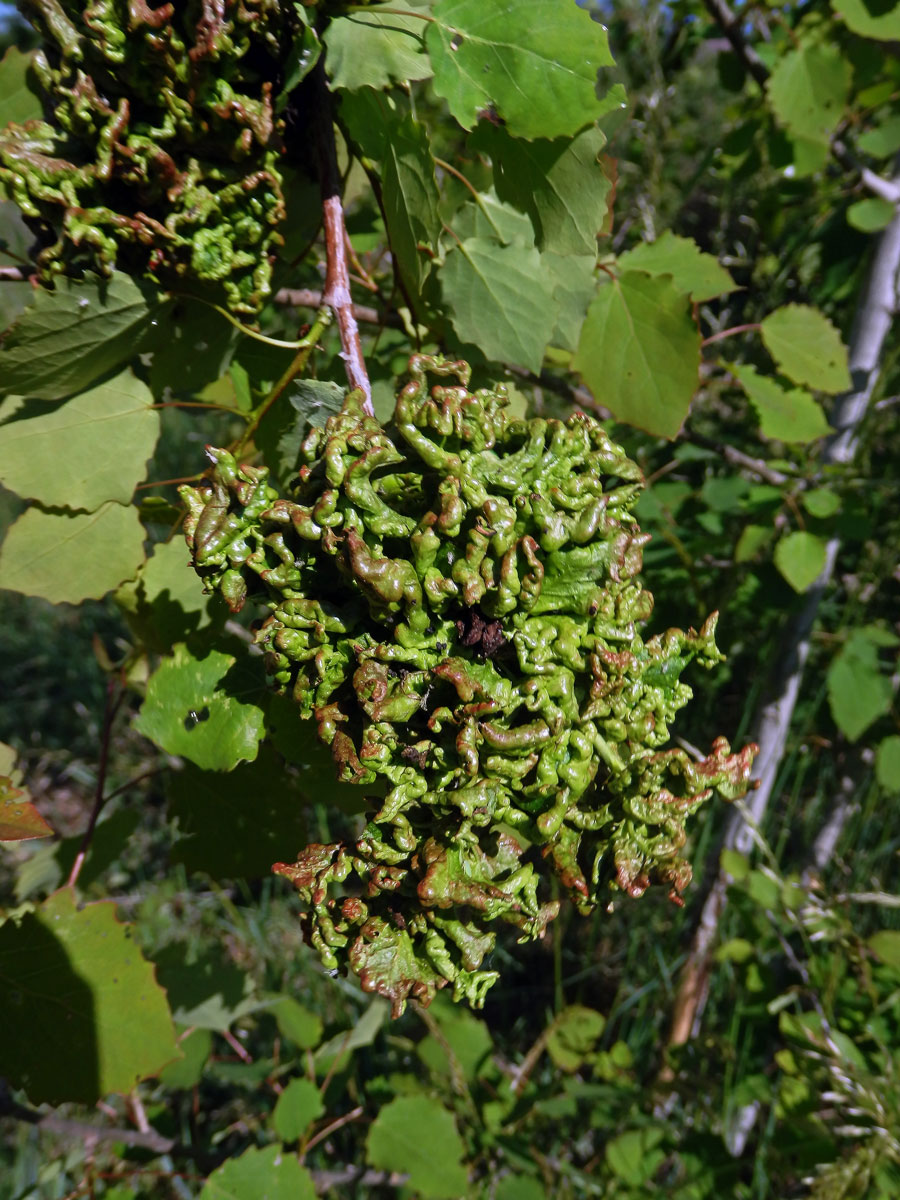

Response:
(235, 306), (332, 455)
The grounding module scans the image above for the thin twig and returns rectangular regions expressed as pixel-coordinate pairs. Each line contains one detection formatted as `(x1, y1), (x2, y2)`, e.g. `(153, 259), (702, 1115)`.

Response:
(275, 286), (403, 328)
(686, 431), (791, 485)
(702, 0), (768, 87)
(701, 322), (761, 347)
(311, 60), (373, 414)
(66, 680), (124, 889)
(301, 1105), (364, 1155)
(235, 305), (331, 455)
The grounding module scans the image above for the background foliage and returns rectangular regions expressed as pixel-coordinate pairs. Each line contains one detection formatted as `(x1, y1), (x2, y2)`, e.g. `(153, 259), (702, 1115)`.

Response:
(1, 0), (899, 1196)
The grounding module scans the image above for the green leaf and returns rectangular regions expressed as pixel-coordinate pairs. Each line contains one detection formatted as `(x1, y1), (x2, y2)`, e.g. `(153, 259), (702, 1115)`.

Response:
(869, 930), (900, 967)
(265, 693), (372, 813)
(605, 1128), (666, 1185)
(439, 237), (558, 372)
(729, 362), (831, 443)
(0, 502), (145, 603)
(847, 197), (895, 233)
(802, 488), (841, 519)
(167, 746), (308, 880)
(0, 371), (159, 510)
(427, 0), (615, 140)
(324, 4), (432, 90)
(382, 114), (441, 293)
(199, 1145), (316, 1200)
(858, 115), (900, 158)
(495, 1178), (546, 1200)
(616, 231), (736, 302)
(0, 202), (32, 330)
(153, 942), (260, 1032)
(0, 274), (167, 401)
(417, 992), (493, 1080)
(721, 848), (750, 881)
(158, 1028), (212, 1089)
(134, 643), (267, 771)
(16, 809), (139, 902)
(366, 1095), (468, 1199)
(0, 888), (178, 1103)
(256, 379), (346, 489)
(827, 628), (894, 741)
(546, 1005), (605, 1071)
(773, 530), (827, 593)
(0, 48), (42, 127)
(734, 524), (773, 563)
(760, 305), (852, 394)
(148, 300), (238, 398)
(451, 191), (534, 246)
(715, 937), (755, 963)
(876, 736), (900, 792)
(573, 272), (701, 438)
(478, 124), (613, 256)
(315, 998), (389, 1071)
(832, 0), (900, 40)
(115, 537), (226, 653)
(746, 869), (781, 911)
(0, 781), (53, 842)
(271, 1078), (325, 1142)
(766, 43), (851, 145)
(276, 24), (321, 111)
(271, 996), (323, 1050)
(544, 252), (597, 352)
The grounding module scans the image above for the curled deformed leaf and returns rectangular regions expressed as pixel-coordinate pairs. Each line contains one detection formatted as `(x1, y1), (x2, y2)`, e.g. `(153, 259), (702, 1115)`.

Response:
(181, 356), (756, 1013)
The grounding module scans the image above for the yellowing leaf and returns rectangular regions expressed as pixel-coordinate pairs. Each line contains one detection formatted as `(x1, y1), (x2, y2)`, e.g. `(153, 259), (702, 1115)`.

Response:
(0, 780), (53, 841)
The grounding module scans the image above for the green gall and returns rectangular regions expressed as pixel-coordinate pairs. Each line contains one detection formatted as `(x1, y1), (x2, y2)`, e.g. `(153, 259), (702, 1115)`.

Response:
(181, 356), (757, 1014)
(1, 0), (303, 313)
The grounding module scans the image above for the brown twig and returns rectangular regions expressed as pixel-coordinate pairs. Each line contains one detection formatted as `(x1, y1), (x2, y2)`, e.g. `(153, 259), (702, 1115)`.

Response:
(700, 322), (760, 347)
(275, 286), (403, 328)
(66, 680), (124, 889)
(311, 60), (373, 415)
(301, 1105), (364, 1155)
